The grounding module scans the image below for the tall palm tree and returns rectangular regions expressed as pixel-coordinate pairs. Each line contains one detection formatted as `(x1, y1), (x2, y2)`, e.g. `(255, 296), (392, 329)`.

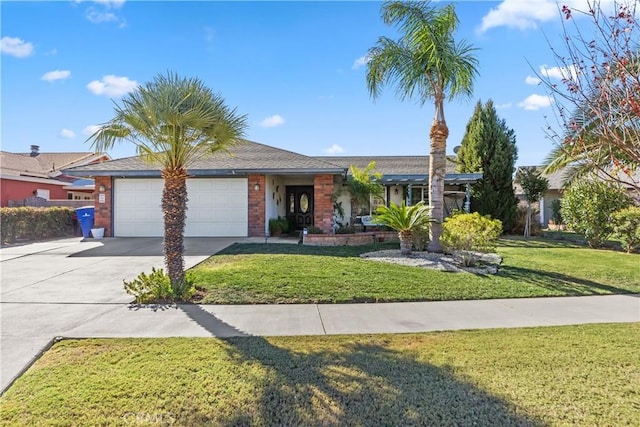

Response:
(88, 72), (247, 297)
(366, 0), (479, 252)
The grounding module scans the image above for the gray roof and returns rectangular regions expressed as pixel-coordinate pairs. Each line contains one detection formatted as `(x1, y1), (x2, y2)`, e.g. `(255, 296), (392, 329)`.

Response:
(63, 143), (482, 185)
(1, 150), (108, 179)
(316, 155), (480, 185)
(315, 155), (460, 175)
(63, 140), (346, 177)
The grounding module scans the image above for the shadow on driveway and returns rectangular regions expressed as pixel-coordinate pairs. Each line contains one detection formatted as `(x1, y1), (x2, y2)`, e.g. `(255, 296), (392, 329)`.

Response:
(68, 237), (237, 258)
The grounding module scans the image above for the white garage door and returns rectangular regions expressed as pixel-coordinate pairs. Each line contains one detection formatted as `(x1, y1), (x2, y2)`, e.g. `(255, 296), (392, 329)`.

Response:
(114, 178), (248, 237)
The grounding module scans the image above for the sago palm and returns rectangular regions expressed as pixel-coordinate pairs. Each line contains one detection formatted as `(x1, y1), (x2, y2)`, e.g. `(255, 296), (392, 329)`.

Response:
(88, 72), (247, 298)
(366, 0), (478, 252)
(374, 201), (433, 255)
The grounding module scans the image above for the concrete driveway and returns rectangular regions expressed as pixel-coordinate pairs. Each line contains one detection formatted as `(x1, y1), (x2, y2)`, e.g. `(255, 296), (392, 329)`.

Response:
(1, 237), (237, 393)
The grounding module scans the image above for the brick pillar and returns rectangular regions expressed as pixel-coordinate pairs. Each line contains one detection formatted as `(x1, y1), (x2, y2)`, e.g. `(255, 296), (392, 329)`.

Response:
(313, 174), (335, 234)
(248, 174), (266, 237)
(94, 176), (113, 237)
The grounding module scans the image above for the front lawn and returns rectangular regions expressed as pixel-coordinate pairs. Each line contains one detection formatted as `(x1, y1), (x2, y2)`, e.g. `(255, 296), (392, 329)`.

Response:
(190, 236), (640, 304)
(2, 323), (638, 426)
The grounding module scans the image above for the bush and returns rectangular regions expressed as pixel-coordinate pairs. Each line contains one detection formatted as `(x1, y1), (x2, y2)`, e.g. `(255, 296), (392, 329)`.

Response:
(335, 225), (356, 234)
(550, 199), (563, 225)
(441, 212), (502, 266)
(0, 207), (76, 244)
(511, 206), (541, 236)
(305, 226), (324, 234)
(611, 206), (640, 253)
(268, 217), (290, 236)
(561, 181), (632, 248)
(124, 267), (195, 303)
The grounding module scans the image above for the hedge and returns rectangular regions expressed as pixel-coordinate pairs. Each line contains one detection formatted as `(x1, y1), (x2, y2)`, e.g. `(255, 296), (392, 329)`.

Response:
(0, 207), (76, 244)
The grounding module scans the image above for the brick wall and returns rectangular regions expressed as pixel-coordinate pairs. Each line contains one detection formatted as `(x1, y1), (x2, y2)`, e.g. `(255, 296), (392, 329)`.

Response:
(303, 231), (398, 246)
(313, 174), (335, 234)
(248, 174), (266, 237)
(94, 176), (113, 237)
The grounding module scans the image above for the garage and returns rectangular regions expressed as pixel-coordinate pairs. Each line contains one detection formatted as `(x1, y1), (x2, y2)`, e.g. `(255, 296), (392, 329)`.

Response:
(113, 178), (248, 237)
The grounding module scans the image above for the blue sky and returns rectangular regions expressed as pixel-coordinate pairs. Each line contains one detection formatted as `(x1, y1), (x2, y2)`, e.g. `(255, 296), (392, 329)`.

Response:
(1, 0), (596, 167)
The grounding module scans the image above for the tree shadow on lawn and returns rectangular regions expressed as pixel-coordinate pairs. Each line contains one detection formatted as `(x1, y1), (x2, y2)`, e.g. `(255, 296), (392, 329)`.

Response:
(179, 307), (543, 426)
(498, 265), (637, 295)
(498, 236), (584, 249)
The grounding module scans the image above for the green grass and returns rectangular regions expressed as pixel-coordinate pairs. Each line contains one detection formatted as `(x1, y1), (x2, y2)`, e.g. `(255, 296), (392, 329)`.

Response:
(2, 323), (638, 426)
(190, 236), (640, 304)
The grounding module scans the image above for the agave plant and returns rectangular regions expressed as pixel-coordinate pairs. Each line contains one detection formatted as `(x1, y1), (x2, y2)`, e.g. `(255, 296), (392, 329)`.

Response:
(374, 201), (433, 255)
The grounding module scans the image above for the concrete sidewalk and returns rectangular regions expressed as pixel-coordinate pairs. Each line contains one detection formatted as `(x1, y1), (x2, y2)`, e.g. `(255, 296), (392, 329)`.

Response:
(1, 237), (639, 395)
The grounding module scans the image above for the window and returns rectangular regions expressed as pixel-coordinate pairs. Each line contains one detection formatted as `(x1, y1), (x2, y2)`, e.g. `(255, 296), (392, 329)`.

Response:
(35, 189), (50, 200)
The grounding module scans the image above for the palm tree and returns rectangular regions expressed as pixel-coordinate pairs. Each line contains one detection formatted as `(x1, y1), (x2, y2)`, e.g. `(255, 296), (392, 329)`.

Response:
(344, 162), (384, 227)
(374, 201), (433, 255)
(366, 0), (479, 252)
(88, 72), (247, 298)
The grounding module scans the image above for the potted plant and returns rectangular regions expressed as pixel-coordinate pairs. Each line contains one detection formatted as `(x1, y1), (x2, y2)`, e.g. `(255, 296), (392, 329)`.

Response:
(268, 218), (283, 236)
(373, 201), (433, 255)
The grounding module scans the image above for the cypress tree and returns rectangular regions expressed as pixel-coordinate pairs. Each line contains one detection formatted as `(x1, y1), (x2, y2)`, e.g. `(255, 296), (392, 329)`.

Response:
(457, 99), (518, 231)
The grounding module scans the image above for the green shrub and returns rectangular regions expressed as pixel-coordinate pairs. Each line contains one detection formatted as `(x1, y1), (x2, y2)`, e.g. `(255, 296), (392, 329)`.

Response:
(441, 212), (502, 266)
(374, 201), (433, 255)
(611, 206), (640, 253)
(0, 207), (76, 244)
(124, 267), (195, 303)
(561, 181), (632, 248)
(550, 199), (563, 225)
(335, 225), (356, 234)
(305, 226), (324, 234)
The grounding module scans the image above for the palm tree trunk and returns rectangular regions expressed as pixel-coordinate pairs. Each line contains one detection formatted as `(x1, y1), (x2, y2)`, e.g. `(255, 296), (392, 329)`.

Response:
(162, 168), (188, 295)
(427, 117), (449, 253)
(399, 230), (413, 255)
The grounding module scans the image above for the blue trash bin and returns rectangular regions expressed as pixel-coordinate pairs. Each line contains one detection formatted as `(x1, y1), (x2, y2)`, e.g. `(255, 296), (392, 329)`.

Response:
(75, 206), (95, 238)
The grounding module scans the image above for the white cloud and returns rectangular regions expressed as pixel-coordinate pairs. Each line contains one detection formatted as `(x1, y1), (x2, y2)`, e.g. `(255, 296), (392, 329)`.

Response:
(259, 114), (285, 128)
(352, 55), (370, 70)
(59, 129), (76, 139)
(86, 8), (118, 23)
(518, 94), (553, 110)
(83, 125), (102, 136)
(525, 76), (541, 85)
(41, 70), (71, 82)
(87, 75), (138, 97)
(93, 0), (126, 8)
(479, 0), (617, 33)
(1, 36), (34, 58)
(324, 144), (345, 155)
(318, 94), (334, 100)
(539, 64), (579, 80)
(495, 102), (513, 109)
(479, 0), (557, 33)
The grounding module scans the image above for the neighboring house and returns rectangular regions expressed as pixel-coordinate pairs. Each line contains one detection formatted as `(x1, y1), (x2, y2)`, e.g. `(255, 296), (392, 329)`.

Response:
(0, 145), (110, 207)
(514, 165), (640, 226)
(63, 140), (481, 238)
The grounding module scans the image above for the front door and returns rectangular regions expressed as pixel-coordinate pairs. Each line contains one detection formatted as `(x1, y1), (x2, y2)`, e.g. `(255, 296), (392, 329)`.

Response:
(286, 186), (314, 230)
